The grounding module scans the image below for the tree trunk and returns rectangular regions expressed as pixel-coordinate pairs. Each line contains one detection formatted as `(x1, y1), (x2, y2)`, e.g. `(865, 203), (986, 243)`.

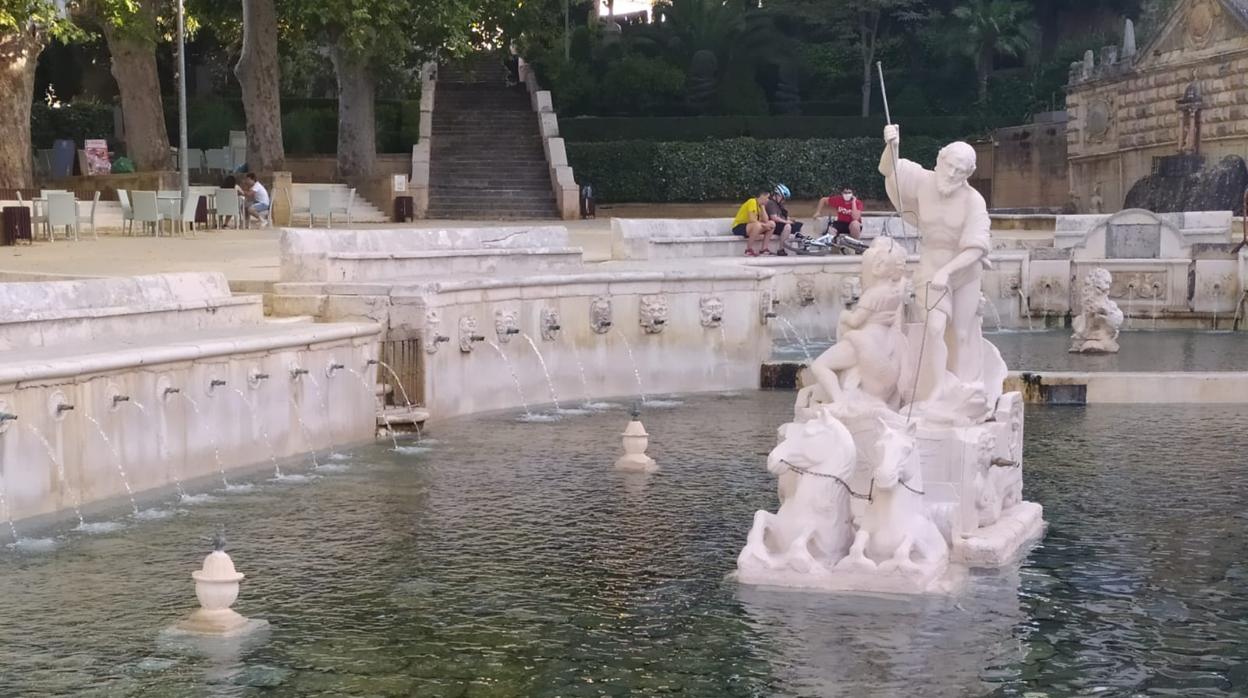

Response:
(100, 0), (171, 171)
(330, 45), (376, 180)
(0, 30), (42, 189)
(235, 0), (285, 172)
(858, 11), (879, 118)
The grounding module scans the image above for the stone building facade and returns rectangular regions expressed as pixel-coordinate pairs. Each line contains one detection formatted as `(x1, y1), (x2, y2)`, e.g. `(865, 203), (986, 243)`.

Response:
(1066, 0), (1248, 212)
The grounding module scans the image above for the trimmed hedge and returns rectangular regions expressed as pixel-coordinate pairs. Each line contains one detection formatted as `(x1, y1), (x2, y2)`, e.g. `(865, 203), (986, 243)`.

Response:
(568, 136), (944, 203)
(31, 102), (115, 148)
(559, 115), (973, 143)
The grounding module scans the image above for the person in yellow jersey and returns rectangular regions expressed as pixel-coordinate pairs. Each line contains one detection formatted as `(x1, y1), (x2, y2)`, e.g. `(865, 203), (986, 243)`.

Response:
(732, 188), (776, 257)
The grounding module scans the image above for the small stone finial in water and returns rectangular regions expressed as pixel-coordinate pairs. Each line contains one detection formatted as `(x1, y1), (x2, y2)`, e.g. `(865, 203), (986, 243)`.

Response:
(167, 530), (268, 638)
(615, 407), (658, 473)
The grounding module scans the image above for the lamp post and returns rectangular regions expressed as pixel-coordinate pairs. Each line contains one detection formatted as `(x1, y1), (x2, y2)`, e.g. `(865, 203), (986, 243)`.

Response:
(176, 0), (189, 205)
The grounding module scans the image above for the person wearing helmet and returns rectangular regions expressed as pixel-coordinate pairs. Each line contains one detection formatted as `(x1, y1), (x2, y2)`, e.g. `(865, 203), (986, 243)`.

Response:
(764, 184), (801, 256)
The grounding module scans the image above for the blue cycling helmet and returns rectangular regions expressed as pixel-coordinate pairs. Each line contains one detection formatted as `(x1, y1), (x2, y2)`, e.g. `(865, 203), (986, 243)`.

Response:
(773, 183), (791, 199)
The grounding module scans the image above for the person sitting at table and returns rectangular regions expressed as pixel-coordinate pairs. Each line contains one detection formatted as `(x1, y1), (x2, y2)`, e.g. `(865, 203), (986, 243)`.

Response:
(241, 172), (271, 228)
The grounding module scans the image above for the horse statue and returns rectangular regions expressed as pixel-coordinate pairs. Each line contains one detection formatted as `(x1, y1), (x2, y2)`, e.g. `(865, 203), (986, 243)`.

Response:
(737, 410), (858, 576)
(836, 419), (949, 574)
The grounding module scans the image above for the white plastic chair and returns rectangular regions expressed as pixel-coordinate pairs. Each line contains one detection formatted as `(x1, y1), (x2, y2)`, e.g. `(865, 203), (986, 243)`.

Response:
(329, 188), (355, 227)
(205, 149), (227, 175)
(16, 191), (48, 240)
(77, 191), (101, 240)
(117, 189), (135, 236)
(308, 189), (332, 227)
(45, 192), (79, 241)
(176, 195), (198, 237)
(186, 148), (205, 176)
(130, 191), (164, 236)
(214, 188), (242, 229)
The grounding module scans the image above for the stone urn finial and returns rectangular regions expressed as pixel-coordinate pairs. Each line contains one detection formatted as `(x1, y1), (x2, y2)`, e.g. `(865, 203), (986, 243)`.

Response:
(615, 404), (658, 473)
(169, 530), (268, 638)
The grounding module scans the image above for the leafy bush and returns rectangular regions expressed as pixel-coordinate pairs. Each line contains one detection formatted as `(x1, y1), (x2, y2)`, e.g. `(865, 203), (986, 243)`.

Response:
(598, 54), (686, 115)
(30, 102), (114, 148)
(568, 136), (944, 203)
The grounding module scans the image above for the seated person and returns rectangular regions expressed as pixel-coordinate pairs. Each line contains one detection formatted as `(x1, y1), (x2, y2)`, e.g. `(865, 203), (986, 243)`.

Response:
(241, 172), (271, 228)
(732, 189), (776, 257)
(764, 183), (802, 256)
(814, 186), (864, 239)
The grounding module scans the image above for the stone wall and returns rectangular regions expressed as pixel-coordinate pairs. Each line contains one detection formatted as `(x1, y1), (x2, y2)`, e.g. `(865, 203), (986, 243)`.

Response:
(1066, 0), (1248, 211)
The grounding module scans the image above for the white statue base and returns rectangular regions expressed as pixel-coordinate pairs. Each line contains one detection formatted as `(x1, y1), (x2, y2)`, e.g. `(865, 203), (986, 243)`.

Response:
(168, 609), (270, 638)
(953, 500), (1045, 567)
(166, 547), (268, 638)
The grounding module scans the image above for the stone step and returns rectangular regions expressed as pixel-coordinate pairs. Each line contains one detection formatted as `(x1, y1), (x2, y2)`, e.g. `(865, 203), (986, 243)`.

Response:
(428, 192), (557, 204)
(430, 177), (553, 189)
(425, 209), (560, 220)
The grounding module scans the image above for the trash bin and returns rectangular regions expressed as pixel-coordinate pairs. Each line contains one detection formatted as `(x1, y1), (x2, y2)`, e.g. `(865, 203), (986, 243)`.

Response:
(2, 206), (32, 245)
(579, 183), (596, 219)
(394, 195), (414, 223)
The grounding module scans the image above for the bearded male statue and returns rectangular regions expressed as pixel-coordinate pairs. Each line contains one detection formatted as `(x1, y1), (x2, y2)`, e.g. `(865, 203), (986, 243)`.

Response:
(879, 125), (993, 404)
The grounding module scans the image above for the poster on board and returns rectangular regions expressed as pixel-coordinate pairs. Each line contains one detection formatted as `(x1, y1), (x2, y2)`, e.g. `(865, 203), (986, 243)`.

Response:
(84, 139), (111, 175)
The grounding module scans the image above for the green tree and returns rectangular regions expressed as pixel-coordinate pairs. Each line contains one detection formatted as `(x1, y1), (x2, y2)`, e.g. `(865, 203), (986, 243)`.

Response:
(768, 0), (924, 117)
(948, 0), (1038, 104)
(83, 0), (172, 171)
(287, 0), (476, 179)
(0, 0), (76, 187)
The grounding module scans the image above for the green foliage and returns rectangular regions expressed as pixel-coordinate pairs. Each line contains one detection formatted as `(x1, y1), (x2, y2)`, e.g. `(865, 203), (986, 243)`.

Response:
(111, 156), (135, 173)
(186, 99), (244, 149)
(281, 107), (337, 154)
(598, 54), (685, 114)
(569, 136), (943, 203)
(30, 101), (114, 147)
(559, 115), (970, 142)
(1, 0), (80, 40)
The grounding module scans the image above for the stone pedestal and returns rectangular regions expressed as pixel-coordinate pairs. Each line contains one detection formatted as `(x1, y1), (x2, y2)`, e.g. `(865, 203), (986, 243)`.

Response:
(269, 171), (292, 226)
(615, 419), (657, 473)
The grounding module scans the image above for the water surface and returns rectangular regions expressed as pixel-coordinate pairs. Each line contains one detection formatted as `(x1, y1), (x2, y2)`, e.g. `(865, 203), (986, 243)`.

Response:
(1, 393), (1246, 696)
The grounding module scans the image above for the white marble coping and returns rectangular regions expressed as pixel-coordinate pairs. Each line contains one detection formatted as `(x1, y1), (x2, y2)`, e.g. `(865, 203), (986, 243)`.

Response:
(1008, 370), (1248, 403)
(0, 295), (260, 325)
(650, 236), (739, 243)
(0, 322), (380, 386)
(0, 272), (237, 323)
(329, 247), (584, 260)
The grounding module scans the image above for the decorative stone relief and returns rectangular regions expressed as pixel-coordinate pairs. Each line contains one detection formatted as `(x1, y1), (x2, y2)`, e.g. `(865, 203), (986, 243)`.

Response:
(1029, 276), (1066, 307)
(540, 308), (562, 341)
(494, 309), (519, 344)
(1198, 273), (1235, 304)
(1086, 98), (1113, 143)
(458, 316), (480, 353)
(590, 296), (612, 334)
(699, 295), (724, 328)
(1002, 275), (1022, 299)
(796, 277), (817, 306)
(974, 430), (1003, 528)
(759, 290), (777, 325)
(1107, 271), (1166, 301)
(639, 295), (669, 334)
(840, 276), (862, 309)
(423, 310), (446, 355)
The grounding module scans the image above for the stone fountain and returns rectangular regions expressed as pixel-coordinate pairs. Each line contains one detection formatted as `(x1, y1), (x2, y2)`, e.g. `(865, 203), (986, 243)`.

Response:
(736, 128), (1046, 594)
(1070, 267), (1124, 354)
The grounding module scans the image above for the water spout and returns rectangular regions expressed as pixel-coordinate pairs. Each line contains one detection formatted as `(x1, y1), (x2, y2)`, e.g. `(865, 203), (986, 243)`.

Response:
(0, 413), (16, 423)
(112, 395), (130, 405)
(56, 403), (75, 414)
(470, 334), (487, 342)
(210, 379), (227, 388)
(253, 373), (270, 381)
(434, 335), (451, 344)
(504, 328), (521, 335)
(163, 387), (181, 397)
(651, 319), (666, 326)
(291, 367), (309, 378)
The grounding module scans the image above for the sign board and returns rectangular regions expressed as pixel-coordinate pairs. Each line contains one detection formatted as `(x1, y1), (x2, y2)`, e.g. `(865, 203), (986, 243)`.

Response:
(393, 174), (408, 193)
(84, 139), (111, 175)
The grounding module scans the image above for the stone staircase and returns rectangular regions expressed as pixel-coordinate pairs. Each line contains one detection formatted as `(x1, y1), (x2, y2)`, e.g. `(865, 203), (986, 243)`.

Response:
(427, 55), (559, 220)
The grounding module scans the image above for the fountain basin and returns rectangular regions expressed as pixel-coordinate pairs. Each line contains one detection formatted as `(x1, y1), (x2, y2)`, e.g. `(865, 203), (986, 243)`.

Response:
(0, 273), (380, 525)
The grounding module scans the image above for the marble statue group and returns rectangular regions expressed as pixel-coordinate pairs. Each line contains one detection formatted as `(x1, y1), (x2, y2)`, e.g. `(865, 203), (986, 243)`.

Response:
(737, 126), (1045, 594)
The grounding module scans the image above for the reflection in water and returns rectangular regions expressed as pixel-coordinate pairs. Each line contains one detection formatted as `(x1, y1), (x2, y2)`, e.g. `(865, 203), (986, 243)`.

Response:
(0, 394), (1246, 695)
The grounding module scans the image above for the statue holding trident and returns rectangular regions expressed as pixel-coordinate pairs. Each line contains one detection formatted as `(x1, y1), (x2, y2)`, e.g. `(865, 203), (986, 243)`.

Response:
(878, 107), (993, 408)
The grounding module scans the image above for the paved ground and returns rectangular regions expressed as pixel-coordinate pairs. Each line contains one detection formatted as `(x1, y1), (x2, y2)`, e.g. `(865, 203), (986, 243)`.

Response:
(0, 200), (838, 283)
